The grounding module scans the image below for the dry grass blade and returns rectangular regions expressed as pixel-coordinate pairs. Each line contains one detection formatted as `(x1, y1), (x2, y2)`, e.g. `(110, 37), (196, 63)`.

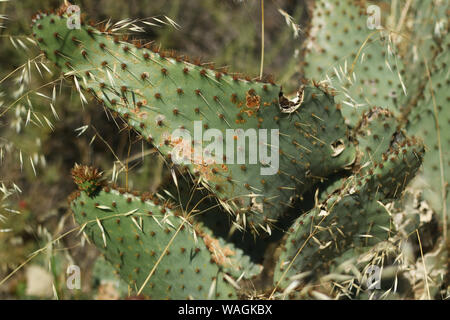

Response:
(416, 229), (431, 300)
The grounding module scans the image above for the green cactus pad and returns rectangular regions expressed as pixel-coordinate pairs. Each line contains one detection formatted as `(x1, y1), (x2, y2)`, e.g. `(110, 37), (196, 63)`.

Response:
(407, 45), (449, 225)
(303, 0), (407, 126)
(69, 167), (239, 299)
(317, 107), (399, 201)
(33, 10), (356, 232)
(273, 109), (424, 290)
(354, 134), (425, 203)
(400, 0), (448, 113)
(352, 108), (424, 203)
(354, 108), (398, 170)
(273, 195), (391, 290)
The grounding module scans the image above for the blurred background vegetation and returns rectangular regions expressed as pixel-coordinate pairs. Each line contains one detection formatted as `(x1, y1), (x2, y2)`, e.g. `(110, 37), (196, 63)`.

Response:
(0, 0), (309, 299)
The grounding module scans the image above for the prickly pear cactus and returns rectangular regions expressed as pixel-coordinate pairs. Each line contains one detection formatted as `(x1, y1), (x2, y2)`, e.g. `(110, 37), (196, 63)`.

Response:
(406, 39), (449, 227)
(69, 165), (241, 299)
(19, 1), (445, 300)
(32, 9), (356, 233)
(303, 0), (407, 126)
(400, 0), (448, 110)
(273, 107), (424, 291)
